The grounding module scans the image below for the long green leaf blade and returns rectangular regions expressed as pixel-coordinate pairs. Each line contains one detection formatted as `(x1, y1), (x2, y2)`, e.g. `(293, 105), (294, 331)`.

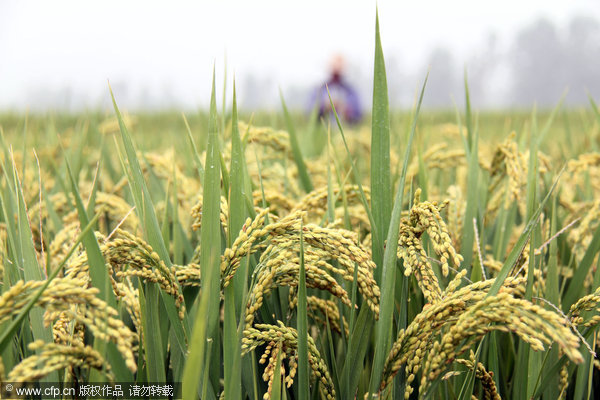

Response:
(184, 71), (222, 399)
(370, 10), (392, 273)
(459, 76), (478, 271)
(224, 81), (244, 400)
(109, 85), (190, 357)
(368, 72), (428, 397)
(297, 222), (309, 400)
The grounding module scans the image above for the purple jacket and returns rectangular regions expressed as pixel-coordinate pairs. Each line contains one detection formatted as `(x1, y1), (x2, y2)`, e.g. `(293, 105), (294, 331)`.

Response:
(312, 74), (362, 124)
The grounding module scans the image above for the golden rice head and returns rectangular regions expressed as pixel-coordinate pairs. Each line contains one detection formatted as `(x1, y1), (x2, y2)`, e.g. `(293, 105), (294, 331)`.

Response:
(8, 339), (114, 383)
(0, 278), (137, 373)
(381, 276), (526, 395)
(418, 293), (582, 397)
(242, 321), (335, 400)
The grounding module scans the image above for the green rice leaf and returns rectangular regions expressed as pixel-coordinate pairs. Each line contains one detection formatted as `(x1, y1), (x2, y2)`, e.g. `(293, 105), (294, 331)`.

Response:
(370, 10), (392, 273)
(368, 71), (428, 397)
(297, 222), (309, 400)
(183, 70), (222, 399)
(182, 113), (205, 185)
(340, 305), (374, 399)
(459, 76), (478, 272)
(109, 85), (190, 358)
(280, 91), (313, 193)
(223, 81), (244, 400)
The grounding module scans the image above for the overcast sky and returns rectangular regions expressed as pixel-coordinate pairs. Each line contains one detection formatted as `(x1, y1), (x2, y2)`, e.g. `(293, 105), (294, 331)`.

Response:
(0, 0), (599, 110)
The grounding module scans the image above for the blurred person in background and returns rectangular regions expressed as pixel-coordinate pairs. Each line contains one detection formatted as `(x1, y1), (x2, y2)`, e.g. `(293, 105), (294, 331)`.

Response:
(311, 55), (362, 124)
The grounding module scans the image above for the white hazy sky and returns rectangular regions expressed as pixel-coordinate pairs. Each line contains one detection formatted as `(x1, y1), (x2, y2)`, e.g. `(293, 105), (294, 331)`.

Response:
(0, 0), (599, 110)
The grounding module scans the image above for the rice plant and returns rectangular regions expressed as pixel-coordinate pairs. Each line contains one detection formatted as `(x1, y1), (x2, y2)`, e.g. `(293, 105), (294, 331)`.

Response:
(1, 10), (600, 400)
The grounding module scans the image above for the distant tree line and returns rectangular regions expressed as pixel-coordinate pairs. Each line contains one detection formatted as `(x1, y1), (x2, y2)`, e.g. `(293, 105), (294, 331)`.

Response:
(407, 15), (600, 109)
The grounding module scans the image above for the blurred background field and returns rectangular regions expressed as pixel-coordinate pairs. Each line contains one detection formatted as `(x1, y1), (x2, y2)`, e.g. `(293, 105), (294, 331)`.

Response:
(1, 108), (597, 156)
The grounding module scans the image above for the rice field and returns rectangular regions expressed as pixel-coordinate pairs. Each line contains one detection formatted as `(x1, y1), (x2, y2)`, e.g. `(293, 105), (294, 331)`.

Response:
(2, 17), (600, 400)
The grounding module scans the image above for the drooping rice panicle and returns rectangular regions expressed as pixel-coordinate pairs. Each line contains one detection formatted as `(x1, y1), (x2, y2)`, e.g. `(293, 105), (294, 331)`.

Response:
(0, 278), (137, 372)
(242, 321), (335, 400)
(8, 339), (115, 382)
